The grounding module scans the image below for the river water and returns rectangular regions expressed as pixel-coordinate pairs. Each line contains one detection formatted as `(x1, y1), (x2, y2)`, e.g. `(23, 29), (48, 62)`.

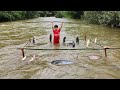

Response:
(0, 17), (120, 79)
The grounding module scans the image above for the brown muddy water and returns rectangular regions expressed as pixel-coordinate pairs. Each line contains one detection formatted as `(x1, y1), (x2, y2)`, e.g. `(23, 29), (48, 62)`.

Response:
(0, 17), (120, 79)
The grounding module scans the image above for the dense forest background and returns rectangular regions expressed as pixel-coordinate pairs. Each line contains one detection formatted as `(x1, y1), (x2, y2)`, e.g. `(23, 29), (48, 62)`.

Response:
(0, 11), (120, 27)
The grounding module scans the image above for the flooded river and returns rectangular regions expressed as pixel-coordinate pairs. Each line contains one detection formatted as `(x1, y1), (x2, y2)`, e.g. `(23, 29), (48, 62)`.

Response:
(0, 17), (120, 79)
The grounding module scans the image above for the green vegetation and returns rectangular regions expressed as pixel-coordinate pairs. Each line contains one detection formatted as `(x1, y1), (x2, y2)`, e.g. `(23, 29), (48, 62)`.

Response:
(83, 11), (120, 27)
(0, 11), (84, 22)
(0, 11), (39, 22)
(55, 11), (120, 28)
(0, 11), (120, 28)
(54, 11), (63, 18)
(38, 11), (57, 17)
(0, 11), (57, 22)
(54, 11), (83, 19)
(54, 11), (120, 28)
(62, 11), (83, 19)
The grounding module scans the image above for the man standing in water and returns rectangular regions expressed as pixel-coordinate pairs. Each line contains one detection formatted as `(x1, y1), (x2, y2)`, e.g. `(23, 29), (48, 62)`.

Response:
(51, 21), (64, 44)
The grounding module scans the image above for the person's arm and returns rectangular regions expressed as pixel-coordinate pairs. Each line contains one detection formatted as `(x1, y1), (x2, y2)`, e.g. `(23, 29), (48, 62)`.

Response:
(59, 22), (64, 29)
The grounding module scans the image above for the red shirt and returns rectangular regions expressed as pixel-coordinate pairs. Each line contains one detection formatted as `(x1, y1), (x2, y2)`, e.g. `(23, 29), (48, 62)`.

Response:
(53, 29), (60, 44)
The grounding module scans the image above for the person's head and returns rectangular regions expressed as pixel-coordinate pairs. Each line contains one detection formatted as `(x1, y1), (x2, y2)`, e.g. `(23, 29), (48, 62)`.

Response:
(54, 25), (58, 29)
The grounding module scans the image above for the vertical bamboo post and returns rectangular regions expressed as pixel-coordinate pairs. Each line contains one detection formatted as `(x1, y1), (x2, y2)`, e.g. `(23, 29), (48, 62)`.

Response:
(94, 38), (97, 44)
(104, 47), (109, 57)
(50, 34), (52, 43)
(85, 34), (86, 41)
(104, 48), (107, 57)
(20, 48), (25, 58)
(76, 37), (79, 44)
(33, 36), (35, 44)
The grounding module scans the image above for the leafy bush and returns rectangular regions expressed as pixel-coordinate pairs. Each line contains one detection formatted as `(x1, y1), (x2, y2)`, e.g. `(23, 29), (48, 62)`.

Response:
(0, 11), (39, 22)
(61, 11), (83, 19)
(54, 11), (63, 18)
(83, 11), (120, 27)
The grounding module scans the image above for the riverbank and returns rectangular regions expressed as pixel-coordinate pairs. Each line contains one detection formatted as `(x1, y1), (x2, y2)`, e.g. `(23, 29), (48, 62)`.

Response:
(0, 11), (39, 22)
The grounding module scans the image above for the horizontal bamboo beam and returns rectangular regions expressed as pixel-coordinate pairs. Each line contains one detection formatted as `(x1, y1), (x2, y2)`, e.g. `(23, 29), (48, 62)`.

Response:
(17, 48), (120, 51)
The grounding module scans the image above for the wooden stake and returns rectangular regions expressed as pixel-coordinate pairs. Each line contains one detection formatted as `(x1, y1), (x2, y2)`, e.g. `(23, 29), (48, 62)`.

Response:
(104, 48), (107, 57)
(50, 34), (52, 43)
(21, 48), (25, 58)
(33, 36), (35, 44)
(85, 35), (86, 41)
(76, 37), (79, 44)
(104, 47), (109, 57)
(94, 38), (97, 44)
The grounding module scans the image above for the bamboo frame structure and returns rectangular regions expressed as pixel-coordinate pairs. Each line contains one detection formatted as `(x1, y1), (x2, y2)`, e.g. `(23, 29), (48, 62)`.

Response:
(18, 47), (120, 58)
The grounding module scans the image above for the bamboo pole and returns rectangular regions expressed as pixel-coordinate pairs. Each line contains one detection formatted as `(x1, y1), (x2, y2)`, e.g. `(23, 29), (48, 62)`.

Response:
(50, 34), (52, 43)
(20, 48), (25, 58)
(85, 35), (86, 41)
(17, 48), (120, 51)
(104, 46), (110, 57)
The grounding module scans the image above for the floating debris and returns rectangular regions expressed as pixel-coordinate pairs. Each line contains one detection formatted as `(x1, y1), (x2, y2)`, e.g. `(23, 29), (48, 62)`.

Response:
(88, 55), (101, 60)
(51, 60), (74, 66)
(66, 41), (75, 48)
(21, 56), (26, 61)
(0, 24), (8, 26)
(29, 54), (36, 62)
(103, 46), (111, 49)
(36, 42), (47, 46)
(81, 26), (91, 28)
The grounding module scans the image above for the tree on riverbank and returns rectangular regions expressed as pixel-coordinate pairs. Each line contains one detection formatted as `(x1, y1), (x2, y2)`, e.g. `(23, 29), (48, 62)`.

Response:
(54, 11), (84, 19)
(83, 11), (120, 27)
(54, 11), (120, 28)
(0, 11), (57, 22)
(0, 11), (120, 28)
(0, 11), (39, 22)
